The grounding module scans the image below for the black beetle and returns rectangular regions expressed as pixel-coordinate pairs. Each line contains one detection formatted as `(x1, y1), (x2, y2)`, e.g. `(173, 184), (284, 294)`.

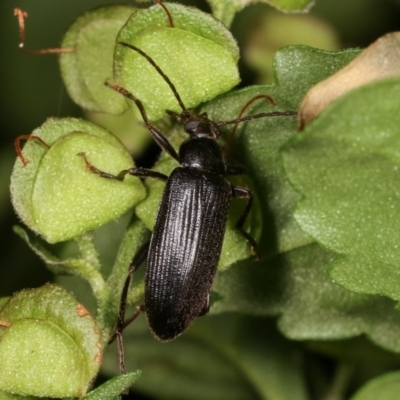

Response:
(80, 42), (296, 368)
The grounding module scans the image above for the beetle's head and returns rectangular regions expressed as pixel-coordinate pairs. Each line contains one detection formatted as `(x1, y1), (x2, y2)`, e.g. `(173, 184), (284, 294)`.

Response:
(166, 110), (220, 140)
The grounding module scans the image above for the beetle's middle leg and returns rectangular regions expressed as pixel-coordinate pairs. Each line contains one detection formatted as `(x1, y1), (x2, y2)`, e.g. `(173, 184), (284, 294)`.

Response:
(232, 186), (259, 259)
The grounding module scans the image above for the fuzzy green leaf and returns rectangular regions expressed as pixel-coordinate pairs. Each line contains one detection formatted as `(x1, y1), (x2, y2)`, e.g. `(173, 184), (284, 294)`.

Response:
(115, 3), (239, 120)
(0, 284), (102, 398)
(282, 77), (400, 301)
(10, 118), (145, 243)
(60, 6), (136, 113)
(83, 371), (141, 399)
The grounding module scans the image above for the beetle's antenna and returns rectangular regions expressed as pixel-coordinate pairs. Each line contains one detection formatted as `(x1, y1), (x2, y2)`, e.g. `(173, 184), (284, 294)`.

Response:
(226, 95), (277, 154)
(216, 110), (297, 127)
(14, 8), (74, 54)
(154, 0), (174, 27)
(118, 42), (189, 117)
(231, 95), (276, 136)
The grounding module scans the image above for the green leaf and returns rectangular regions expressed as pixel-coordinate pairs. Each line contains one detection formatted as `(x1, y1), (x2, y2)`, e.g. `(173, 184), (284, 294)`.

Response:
(207, 0), (315, 27)
(115, 3), (240, 120)
(214, 243), (400, 354)
(10, 118), (146, 243)
(350, 371), (400, 400)
(60, 6), (136, 113)
(0, 284), (102, 398)
(83, 371), (141, 399)
(282, 77), (400, 301)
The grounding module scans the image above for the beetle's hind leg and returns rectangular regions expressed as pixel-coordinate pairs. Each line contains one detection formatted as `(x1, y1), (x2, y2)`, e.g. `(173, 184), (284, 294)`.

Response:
(109, 241), (150, 374)
(232, 186), (259, 259)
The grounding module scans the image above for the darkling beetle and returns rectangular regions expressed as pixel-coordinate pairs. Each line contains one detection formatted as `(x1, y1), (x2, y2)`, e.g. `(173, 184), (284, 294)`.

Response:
(82, 40), (296, 358)
(13, 0), (296, 373)
(80, 16), (296, 372)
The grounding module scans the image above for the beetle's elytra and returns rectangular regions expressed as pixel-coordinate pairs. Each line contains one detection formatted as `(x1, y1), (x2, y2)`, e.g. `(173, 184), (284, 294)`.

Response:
(146, 137), (235, 340)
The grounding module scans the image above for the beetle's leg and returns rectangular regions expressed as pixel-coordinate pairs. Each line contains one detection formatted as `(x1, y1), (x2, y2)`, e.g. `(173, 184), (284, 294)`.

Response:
(105, 82), (180, 161)
(15, 134), (50, 166)
(78, 152), (168, 182)
(147, 124), (180, 162)
(232, 186), (259, 259)
(226, 159), (247, 176)
(110, 241), (150, 374)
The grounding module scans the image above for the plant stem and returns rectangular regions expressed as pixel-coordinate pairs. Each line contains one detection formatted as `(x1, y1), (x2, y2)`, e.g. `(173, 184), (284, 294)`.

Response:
(96, 217), (148, 344)
(324, 361), (355, 400)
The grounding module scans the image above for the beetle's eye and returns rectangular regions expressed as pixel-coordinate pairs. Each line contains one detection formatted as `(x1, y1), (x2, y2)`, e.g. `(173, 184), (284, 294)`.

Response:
(184, 120), (197, 134)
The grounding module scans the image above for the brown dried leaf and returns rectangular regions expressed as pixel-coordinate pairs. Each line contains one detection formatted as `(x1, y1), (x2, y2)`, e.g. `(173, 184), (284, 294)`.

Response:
(298, 32), (400, 130)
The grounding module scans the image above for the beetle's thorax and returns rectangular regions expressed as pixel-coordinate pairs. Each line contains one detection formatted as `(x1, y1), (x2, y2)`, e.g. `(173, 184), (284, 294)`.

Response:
(179, 137), (226, 175)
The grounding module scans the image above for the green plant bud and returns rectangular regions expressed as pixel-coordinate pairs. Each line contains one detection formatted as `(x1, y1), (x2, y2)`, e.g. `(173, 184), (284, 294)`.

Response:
(0, 284), (101, 398)
(60, 6), (136, 114)
(10, 118), (145, 243)
(114, 3), (240, 121)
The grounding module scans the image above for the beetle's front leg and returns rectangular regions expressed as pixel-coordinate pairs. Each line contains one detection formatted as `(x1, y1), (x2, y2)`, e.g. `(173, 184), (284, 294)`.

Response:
(104, 82), (180, 161)
(232, 186), (259, 259)
(78, 152), (168, 182)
